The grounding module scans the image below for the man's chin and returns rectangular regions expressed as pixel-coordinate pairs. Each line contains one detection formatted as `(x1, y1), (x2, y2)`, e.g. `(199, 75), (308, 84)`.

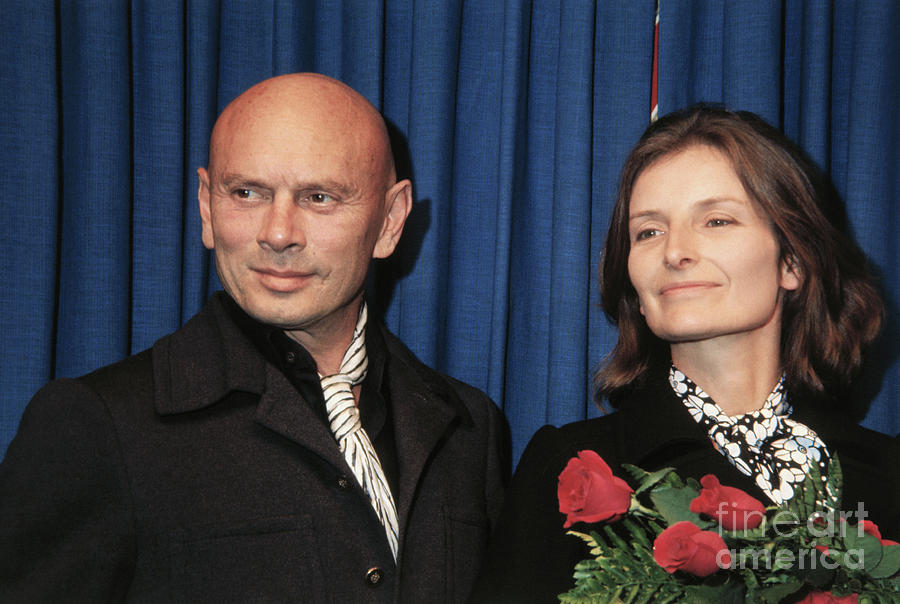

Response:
(238, 296), (313, 329)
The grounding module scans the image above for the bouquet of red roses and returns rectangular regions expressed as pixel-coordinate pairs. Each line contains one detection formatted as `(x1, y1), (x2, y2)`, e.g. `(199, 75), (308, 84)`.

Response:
(556, 451), (900, 603)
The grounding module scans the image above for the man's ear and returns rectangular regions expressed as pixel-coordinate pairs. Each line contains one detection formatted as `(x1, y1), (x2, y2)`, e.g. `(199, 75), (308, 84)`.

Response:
(373, 179), (413, 259)
(197, 167), (215, 251)
(780, 254), (802, 291)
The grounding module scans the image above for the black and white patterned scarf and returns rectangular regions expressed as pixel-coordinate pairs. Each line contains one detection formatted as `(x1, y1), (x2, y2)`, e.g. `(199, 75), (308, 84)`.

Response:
(669, 366), (830, 505)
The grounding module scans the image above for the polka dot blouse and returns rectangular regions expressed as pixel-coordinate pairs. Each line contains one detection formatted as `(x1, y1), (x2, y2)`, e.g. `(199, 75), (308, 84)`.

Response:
(669, 366), (830, 505)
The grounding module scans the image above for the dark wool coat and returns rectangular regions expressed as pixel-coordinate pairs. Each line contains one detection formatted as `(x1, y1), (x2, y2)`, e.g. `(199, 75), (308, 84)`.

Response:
(471, 367), (899, 603)
(0, 293), (508, 603)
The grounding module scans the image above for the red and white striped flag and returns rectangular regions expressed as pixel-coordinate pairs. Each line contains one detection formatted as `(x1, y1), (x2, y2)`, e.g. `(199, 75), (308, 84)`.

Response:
(651, 0), (659, 122)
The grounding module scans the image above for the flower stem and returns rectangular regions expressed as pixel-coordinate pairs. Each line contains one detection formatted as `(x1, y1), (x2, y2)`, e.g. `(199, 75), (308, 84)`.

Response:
(631, 500), (663, 520)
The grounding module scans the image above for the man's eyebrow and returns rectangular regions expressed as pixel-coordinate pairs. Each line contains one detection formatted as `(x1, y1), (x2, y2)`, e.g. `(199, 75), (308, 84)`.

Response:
(216, 173), (356, 196)
(297, 180), (356, 196)
(217, 173), (268, 189)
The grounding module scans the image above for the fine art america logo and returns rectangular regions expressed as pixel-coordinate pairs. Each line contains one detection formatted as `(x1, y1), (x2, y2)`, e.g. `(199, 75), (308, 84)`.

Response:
(715, 503), (872, 571)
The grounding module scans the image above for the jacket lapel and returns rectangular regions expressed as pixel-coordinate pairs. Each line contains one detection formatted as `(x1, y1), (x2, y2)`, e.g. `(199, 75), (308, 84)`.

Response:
(152, 292), (349, 472)
(379, 326), (461, 531)
(153, 294), (466, 530)
(253, 364), (350, 472)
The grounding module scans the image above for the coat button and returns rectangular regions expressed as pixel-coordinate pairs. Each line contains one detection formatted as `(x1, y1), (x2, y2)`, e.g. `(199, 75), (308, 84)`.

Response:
(337, 476), (351, 490)
(284, 351), (297, 364)
(365, 566), (383, 587)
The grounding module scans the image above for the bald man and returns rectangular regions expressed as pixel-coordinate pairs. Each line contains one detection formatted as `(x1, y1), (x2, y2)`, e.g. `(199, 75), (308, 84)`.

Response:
(0, 74), (508, 602)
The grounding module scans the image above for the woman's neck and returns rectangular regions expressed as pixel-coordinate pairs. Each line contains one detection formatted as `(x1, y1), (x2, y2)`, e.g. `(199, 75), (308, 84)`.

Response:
(670, 334), (782, 416)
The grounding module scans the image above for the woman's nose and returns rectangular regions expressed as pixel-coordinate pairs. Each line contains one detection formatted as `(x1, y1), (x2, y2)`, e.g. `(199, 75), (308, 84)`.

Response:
(663, 227), (696, 268)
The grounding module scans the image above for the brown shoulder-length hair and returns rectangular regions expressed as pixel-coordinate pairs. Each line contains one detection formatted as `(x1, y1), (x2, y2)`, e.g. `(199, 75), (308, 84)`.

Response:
(596, 105), (883, 405)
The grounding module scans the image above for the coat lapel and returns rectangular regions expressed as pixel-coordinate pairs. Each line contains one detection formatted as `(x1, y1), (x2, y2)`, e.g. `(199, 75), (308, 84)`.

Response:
(379, 326), (462, 533)
(253, 364), (349, 473)
(152, 293), (349, 472)
(154, 294), (466, 536)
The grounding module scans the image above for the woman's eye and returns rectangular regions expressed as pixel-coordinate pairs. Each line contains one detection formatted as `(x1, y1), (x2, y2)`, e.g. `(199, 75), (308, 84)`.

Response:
(635, 228), (661, 241)
(707, 218), (732, 227)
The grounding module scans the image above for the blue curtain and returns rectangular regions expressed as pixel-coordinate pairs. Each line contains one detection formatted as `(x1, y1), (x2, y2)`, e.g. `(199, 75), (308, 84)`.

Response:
(1, 1), (897, 463)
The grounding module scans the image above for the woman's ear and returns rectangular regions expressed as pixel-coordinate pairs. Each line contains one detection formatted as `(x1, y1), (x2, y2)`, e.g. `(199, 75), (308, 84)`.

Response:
(780, 255), (802, 291)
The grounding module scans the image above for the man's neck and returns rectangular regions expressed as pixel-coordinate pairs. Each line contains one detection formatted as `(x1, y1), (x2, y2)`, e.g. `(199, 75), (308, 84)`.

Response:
(284, 298), (363, 376)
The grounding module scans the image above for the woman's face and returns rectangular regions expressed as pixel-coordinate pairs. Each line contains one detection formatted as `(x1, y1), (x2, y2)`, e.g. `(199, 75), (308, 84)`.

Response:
(626, 144), (800, 346)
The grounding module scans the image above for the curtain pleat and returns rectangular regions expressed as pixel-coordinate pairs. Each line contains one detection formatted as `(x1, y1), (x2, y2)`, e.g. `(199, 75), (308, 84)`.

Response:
(132, 0), (187, 352)
(1, 1), (897, 460)
(0, 0), (59, 439)
(55, 2), (133, 377)
(830, 2), (900, 436)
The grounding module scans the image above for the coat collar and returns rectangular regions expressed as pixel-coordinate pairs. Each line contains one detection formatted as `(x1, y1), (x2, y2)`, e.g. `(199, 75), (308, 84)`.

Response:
(613, 367), (878, 464)
(151, 292), (464, 524)
(152, 292), (268, 414)
(612, 367), (714, 464)
(599, 370), (770, 500)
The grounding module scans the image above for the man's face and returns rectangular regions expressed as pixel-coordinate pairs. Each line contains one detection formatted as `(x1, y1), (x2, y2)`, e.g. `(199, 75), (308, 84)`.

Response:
(198, 87), (406, 342)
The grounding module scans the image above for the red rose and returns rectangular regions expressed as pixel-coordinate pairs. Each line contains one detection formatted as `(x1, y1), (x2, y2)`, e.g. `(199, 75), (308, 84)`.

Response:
(689, 474), (766, 530)
(557, 450), (633, 528)
(652, 521), (730, 577)
(861, 520), (900, 546)
(796, 591), (858, 603)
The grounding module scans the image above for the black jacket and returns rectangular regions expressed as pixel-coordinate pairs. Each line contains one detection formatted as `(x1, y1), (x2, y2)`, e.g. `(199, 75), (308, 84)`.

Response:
(0, 292), (509, 603)
(472, 368), (899, 603)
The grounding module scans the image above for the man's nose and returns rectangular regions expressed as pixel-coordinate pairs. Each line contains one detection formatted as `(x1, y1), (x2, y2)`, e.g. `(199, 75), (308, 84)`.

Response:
(257, 195), (305, 252)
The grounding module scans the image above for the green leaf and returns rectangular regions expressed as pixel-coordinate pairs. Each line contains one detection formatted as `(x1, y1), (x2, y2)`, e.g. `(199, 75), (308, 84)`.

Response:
(796, 551), (836, 588)
(719, 521), (769, 544)
(754, 578), (804, 603)
(566, 530), (599, 549)
(783, 458), (836, 530)
(826, 455), (843, 511)
(620, 463), (680, 495)
(622, 517), (653, 550)
(869, 544), (900, 579)
(602, 524), (632, 553)
(784, 455), (842, 530)
(683, 581), (745, 604)
(648, 485), (712, 528)
(844, 531), (883, 572)
(560, 516), (691, 604)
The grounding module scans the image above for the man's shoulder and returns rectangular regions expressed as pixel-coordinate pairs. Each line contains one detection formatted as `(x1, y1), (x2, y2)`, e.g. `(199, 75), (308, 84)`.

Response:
(42, 295), (234, 410)
(374, 323), (507, 446)
(75, 348), (155, 398)
(83, 298), (220, 381)
(376, 323), (494, 408)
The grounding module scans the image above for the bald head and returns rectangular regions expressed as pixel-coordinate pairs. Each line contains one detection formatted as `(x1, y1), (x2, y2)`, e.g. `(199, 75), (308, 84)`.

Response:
(196, 73), (412, 364)
(208, 73), (396, 189)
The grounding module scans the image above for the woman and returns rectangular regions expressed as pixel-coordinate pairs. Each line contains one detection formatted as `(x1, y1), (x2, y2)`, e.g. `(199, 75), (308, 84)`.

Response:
(472, 106), (899, 603)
